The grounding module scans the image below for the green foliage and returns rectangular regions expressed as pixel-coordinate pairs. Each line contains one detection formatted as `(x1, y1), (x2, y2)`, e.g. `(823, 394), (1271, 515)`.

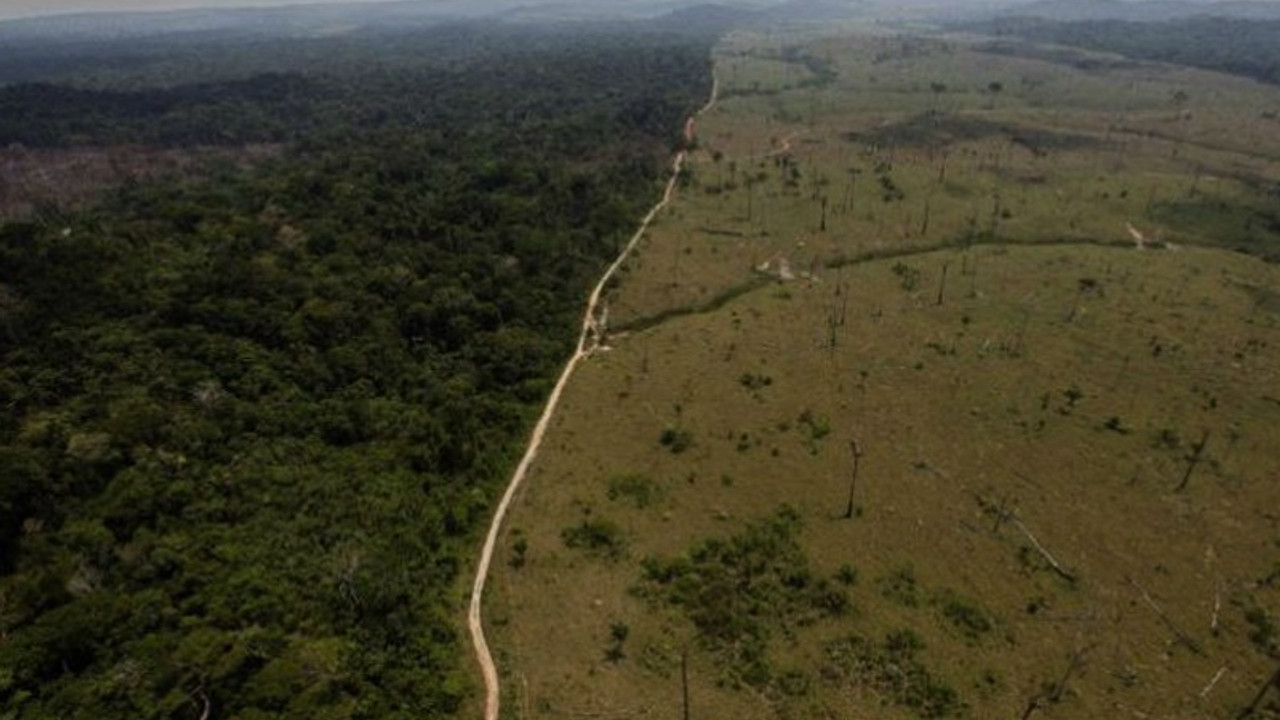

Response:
(782, 45), (839, 88)
(607, 473), (660, 509)
(562, 519), (628, 561)
(0, 20), (714, 719)
(796, 409), (831, 455)
(1243, 603), (1278, 657)
(636, 507), (850, 689)
(1103, 416), (1131, 434)
(844, 114), (1098, 155)
(936, 591), (995, 642)
(821, 629), (967, 718)
(605, 621), (630, 663)
(797, 409), (831, 441)
(510, 536), (529, 569)
(878, 566), (922, 607)
(893, 262), (922, 291)
(1150, 199), (1280, 262)
(975, 17), (1280, 87)
(836, 564), (860, 586)
(659, 427), (694, 454)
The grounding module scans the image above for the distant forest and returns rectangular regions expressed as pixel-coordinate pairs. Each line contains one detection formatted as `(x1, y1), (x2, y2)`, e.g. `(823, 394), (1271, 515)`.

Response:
(970, 16), (1280, 86)
(0, 20), (713, 720)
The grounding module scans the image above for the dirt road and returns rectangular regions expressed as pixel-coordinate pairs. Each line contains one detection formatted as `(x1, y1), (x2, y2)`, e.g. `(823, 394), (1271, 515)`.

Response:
(467, 73), (718, 720)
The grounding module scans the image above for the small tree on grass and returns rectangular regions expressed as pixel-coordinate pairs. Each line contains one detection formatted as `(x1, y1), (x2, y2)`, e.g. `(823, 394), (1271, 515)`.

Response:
(605, 621), (629, 662)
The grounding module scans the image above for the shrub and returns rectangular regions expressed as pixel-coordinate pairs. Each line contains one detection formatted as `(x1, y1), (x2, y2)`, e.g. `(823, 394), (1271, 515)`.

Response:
(562, 519), (627, 560)
(607, 474), (659, 509)
(892, 262), (921, 291)
(797, 409), (831, 441)
(938, 592), (994, 641)
(635, 507), (849, 687)
(877, 566), (921, 607)
(659, 427), (693, 454)
(836, 564), (859, 586)
(821, 629), (966, 718)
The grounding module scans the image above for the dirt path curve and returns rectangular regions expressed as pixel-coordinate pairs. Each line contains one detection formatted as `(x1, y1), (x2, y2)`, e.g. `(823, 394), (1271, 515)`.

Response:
(764, 130), (803, 158)
(467, 71), (718, 720)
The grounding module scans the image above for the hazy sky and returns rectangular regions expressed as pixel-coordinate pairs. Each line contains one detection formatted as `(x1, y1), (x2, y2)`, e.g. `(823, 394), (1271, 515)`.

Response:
(0, 0), (402, 21)
(0, 0), (1253, 23)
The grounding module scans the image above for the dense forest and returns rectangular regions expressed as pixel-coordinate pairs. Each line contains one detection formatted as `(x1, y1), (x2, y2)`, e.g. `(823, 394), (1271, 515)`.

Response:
(0, 20), (712, 719)
(970, 16), (1280, 86)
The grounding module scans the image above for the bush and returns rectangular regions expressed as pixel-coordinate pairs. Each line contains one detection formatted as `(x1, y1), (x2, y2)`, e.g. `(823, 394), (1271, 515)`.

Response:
(659, 427), (693, 454)
(635, 507), (849, 688)
(836, 564), (859, 586)
(877, 566), (921, 607)
(607, 473), (659, 509)
(562, 519), (627, 561)
(738, 372), (773, 391)
(821, 630), (967, 718)
(938, 592), (994, 641)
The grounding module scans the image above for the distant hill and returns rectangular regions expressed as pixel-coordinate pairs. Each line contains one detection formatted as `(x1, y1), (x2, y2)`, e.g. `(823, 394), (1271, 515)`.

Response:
(0, 1), (497, 42)
(648, 0), (868, 31)
(962, 14), (1280, 86)
(647, 3), (756, 33)
(753, 0), (867, 24)
(0, 0), (872, 45)
(990, 0), (1280, 22)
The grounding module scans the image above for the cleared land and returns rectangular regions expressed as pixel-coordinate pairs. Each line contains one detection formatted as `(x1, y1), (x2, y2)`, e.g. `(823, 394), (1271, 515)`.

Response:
(486, 27), (1280, 720)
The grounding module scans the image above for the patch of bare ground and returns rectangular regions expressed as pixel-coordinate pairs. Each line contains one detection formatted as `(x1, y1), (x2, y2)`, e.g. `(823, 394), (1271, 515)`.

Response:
(0, 143), (282, 216)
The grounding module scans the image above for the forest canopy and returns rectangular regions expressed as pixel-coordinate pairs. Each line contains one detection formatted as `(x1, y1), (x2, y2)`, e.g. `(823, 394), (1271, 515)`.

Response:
(0, 19), (713, 720)
(968, 16), (1280, 86)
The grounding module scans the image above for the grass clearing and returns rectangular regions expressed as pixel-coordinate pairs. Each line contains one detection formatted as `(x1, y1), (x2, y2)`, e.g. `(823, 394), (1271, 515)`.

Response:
(489, 26), (1280, 720)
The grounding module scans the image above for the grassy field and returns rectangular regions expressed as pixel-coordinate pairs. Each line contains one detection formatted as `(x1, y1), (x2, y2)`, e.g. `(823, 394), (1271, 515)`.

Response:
(485, 26), (1280, 720)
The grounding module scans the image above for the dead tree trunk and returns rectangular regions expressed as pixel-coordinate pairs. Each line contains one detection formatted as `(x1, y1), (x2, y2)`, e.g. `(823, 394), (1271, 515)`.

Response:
(1236, 663), (1280, 719)
(681, 648), (691, 720)
(936, 262), (948, 306)
(1012, 514), (1075, 583)
(1127, 575), (1203, 655)
(1020, 645), (1093, 720)
(1176, 430), (1210, 492)
(844, 440), (863, 519)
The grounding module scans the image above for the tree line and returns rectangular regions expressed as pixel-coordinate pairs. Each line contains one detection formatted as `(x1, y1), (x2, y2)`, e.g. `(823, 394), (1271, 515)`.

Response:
(970, 16), (1280, 86)
(0, 20), (713, 720)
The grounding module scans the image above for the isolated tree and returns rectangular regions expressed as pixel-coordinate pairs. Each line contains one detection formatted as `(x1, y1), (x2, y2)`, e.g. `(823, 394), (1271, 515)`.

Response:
(929, 82), (947, 114)
(987, 81), (1004, 109)
(843, 166), (861, 212)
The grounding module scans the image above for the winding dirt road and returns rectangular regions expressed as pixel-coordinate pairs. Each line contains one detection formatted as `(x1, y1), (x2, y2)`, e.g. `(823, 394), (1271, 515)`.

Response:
(467, 73), (719, 720)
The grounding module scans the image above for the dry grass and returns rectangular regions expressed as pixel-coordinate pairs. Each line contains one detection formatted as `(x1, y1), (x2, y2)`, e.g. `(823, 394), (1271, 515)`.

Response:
(485, 27), (1280, 720)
